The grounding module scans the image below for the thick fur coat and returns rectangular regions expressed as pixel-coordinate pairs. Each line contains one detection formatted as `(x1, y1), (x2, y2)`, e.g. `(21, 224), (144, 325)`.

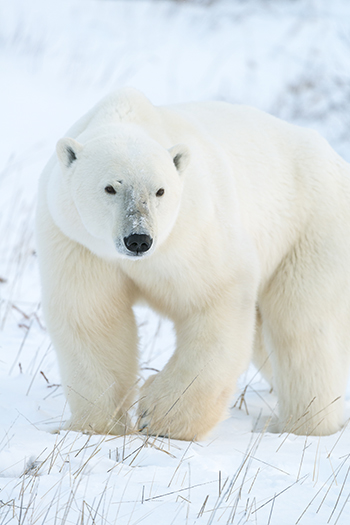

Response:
(36, 87), (350, 439)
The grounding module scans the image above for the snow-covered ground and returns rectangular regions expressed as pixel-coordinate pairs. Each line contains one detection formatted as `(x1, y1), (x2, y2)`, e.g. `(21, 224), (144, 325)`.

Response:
(1, 0), (350, 523)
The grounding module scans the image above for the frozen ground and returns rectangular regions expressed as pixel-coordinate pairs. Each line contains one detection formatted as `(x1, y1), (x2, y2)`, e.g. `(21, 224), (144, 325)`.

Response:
(0, 0), (350, 523)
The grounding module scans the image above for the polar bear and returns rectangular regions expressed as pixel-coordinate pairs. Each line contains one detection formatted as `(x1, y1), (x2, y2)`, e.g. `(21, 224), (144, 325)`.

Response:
(36, 87), (350, 440)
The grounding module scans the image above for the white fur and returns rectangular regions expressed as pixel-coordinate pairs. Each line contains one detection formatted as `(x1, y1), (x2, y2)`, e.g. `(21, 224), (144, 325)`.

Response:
(36, 87), (350, 439)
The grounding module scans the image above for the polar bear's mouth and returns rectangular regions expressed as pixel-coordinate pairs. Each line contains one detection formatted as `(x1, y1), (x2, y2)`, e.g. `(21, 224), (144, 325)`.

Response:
(123, 234), (153, 256)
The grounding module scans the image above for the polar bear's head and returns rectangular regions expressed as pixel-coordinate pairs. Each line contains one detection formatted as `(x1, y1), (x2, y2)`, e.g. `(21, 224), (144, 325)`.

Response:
(48, 126), (189, 260)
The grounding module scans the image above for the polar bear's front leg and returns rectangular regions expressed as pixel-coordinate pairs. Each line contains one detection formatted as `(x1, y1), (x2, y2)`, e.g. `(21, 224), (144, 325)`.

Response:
(55, 294), (139, 436)
(138, 287), (257, 440)
(38, 232), (139, 435)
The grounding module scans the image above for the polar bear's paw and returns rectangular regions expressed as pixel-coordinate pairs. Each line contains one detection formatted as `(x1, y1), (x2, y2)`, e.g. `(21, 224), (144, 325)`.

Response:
(138, 375), (198, 440)
(138, 373), (224, 441)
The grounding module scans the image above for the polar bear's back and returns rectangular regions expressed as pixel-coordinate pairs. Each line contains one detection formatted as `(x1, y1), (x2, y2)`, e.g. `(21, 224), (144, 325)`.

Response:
(160, 97), (350, 287)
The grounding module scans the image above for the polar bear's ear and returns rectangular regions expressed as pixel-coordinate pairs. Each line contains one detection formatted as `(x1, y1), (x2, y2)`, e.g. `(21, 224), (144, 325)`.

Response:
(56, 137), (84, 170)
(168, 144), (190, 174)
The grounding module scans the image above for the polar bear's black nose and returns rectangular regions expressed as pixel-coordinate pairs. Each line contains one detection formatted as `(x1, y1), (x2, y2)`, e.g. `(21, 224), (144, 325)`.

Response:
(124, 234), (153, 254)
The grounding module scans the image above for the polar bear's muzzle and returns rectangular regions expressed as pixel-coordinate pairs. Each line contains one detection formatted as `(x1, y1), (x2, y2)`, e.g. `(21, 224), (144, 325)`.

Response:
(124, 234), (153, 255)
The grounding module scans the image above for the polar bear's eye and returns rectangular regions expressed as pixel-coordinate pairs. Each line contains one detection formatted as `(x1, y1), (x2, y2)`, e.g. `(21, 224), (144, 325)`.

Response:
(105, 185), (116, 195)
(156, 188), (165, 197)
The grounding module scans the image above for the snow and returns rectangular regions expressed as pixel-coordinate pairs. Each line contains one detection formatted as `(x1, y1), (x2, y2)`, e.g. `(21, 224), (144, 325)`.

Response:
(1, 0), (350, 523)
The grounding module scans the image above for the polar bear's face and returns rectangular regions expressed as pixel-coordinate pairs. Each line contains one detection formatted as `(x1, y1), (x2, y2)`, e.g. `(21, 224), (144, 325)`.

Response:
(49, 128), (189, 260)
